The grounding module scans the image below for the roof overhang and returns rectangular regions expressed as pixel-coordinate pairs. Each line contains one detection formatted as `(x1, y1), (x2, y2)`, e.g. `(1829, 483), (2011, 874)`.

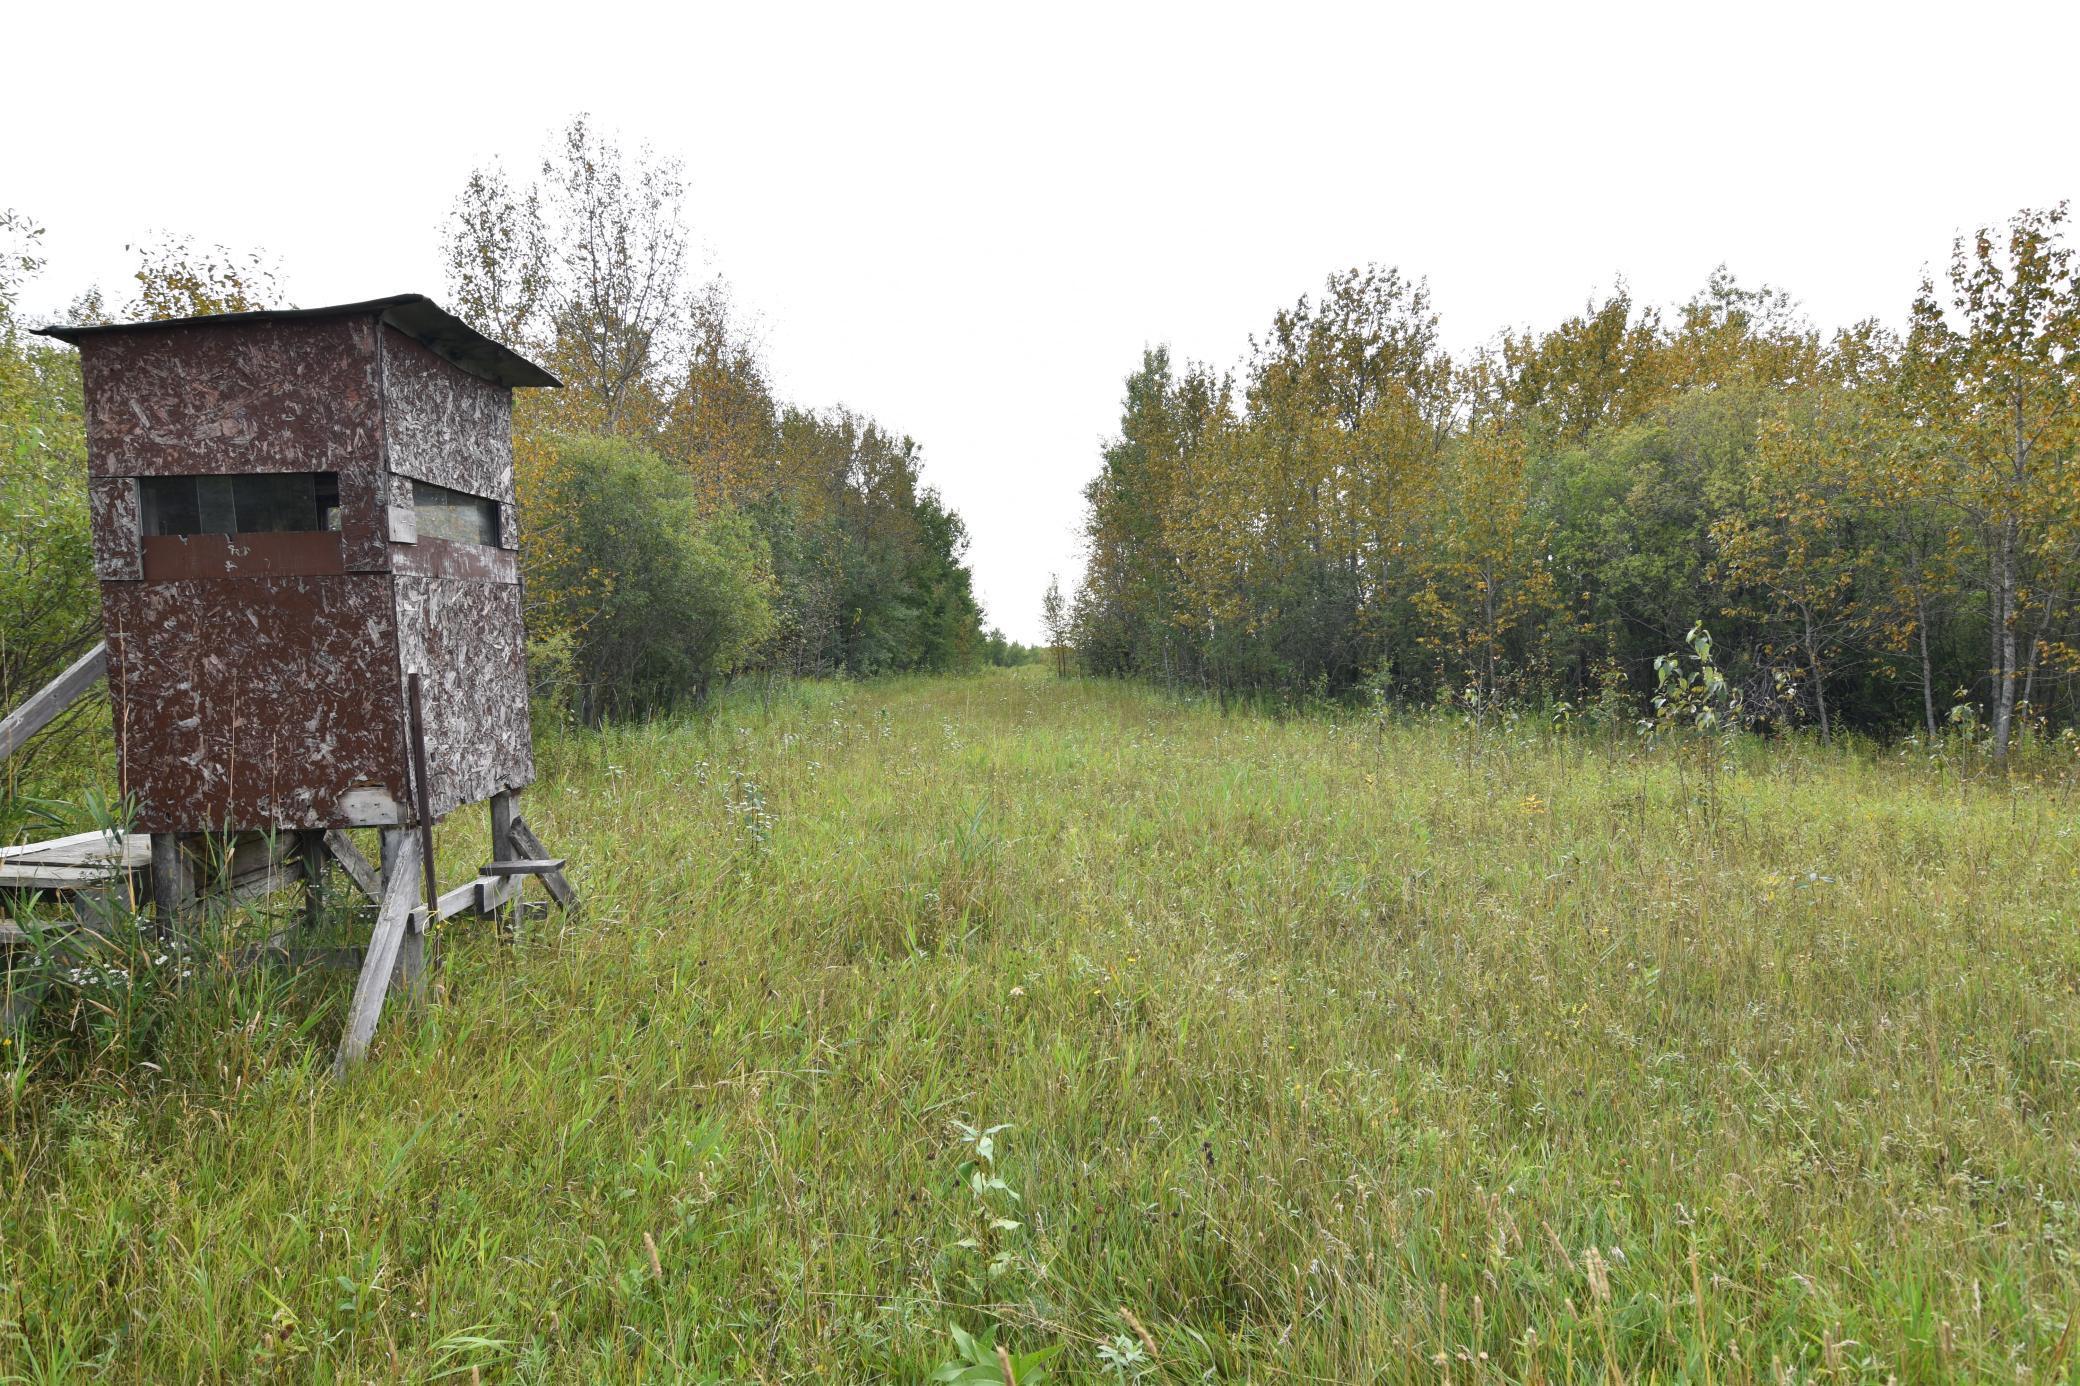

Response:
(35, 293), (560, 389)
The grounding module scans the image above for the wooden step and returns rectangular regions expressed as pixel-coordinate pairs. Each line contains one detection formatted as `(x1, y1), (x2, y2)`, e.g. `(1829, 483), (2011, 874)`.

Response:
(480, 858), (566, 877)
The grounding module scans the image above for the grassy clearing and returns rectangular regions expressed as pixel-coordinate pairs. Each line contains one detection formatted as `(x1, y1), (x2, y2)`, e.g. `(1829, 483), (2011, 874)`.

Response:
(4, 668), (2079, 1381)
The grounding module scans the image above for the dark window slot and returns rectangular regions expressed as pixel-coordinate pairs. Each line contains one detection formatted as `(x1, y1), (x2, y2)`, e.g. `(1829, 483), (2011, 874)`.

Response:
(141, 473), (341, 536)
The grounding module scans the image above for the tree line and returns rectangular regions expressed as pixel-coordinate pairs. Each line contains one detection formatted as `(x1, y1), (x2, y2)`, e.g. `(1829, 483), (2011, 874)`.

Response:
(0, 115), (998, 778)
(443, 115), (991, 718)
(1071, 206), (2080, 760)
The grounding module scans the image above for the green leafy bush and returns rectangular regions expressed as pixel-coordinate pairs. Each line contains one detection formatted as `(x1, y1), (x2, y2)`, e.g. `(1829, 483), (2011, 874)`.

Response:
(0, 214), (105, 833)
(530, 433), (776, 722)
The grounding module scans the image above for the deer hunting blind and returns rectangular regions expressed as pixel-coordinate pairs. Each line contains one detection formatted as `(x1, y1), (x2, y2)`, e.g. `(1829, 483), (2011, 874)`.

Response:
(3, 295), (577, 1072)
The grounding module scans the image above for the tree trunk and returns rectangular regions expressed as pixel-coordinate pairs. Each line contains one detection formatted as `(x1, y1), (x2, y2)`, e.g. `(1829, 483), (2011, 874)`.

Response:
(1916, 591), (1937, 740)
(1482, 572), (1498, 703)
(1801, 603), (1832, 743)
(2020, 592), (2058, 721)
(1991, 519), (2018, 761)
(1993, 389), (2028, 762)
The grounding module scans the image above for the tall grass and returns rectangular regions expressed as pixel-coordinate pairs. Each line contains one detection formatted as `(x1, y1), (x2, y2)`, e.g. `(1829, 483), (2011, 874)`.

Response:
(2, 668), (2077, 1380)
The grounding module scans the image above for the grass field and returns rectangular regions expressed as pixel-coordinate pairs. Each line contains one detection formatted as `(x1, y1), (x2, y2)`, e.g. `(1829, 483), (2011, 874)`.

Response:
(4, 668), (2079, 1381)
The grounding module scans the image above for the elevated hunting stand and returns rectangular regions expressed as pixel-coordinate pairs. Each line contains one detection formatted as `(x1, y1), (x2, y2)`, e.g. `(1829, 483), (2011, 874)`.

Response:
(4, 296), (576, 1072)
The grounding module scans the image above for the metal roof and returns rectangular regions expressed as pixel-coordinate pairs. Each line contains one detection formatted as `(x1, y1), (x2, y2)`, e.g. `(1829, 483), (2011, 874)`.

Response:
(34, 294), (560, 389)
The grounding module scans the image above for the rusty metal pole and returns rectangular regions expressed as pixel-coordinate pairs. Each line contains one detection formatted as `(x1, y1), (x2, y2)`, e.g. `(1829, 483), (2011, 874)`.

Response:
(405, 672), (438, 916)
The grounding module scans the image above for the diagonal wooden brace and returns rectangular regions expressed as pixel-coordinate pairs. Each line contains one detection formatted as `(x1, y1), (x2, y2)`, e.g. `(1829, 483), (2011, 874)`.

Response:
(332, 828), (421, 1076)
(322, 830), (383, 903)
(508, 816), (578, 910)
(0, 643), (106, 766)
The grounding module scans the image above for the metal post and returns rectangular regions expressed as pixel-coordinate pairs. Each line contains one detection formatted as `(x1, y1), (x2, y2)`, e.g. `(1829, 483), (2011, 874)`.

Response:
(405, 672), (438, 915)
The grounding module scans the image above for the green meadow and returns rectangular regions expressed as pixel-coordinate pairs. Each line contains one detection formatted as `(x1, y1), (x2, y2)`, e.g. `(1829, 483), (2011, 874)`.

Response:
(4, 669), (2078, 1381)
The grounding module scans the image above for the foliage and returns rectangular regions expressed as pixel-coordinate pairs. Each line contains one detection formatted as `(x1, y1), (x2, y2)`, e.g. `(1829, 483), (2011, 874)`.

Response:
(930, 1321), (1061, 1385)
(0, 208), (48, 322)
(980, 628), (1042, 667)
(0, 212), (103, 827)
(1902, 203), (2080, 759)
(122, 234), (285, 320)
(1647, 623), (1739, 734)
(1641, 623), (1746, 825)
(1039, 573), (1070, 676)
(527, 433), (775, 722)
(1074, 209), (2080, 758)
(444, 118), (986, 698)
(445, 113), (688, 433)
(942, 1120), (1038, 1288)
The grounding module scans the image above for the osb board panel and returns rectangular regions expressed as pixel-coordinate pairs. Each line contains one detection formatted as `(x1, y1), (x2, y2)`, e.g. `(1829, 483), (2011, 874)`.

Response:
(101, 575), (409, 832)
(75, 316), (392, 572)
(393, 574), (534, 818)
(340, 466), (392, 572)
(142, 532), (346, 581)
(89, 477), (141, 581)
(379, 326), (514, 503)
(389, 536), (518, 584)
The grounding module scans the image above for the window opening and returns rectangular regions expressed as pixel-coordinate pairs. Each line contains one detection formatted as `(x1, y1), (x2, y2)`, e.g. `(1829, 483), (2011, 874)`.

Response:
(140, 473), (341, 536)
(411, 479), (499, 546)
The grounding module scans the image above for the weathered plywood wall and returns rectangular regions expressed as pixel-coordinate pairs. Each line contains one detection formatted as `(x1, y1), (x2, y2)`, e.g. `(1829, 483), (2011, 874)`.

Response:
(102, 576), (409, 832)
(393, 574), (533, 818)
(79, 317), (392, 570)
(379, 326), (516, 517)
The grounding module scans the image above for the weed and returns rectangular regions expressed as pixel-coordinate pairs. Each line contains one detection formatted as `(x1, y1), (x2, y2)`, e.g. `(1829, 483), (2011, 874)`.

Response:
(929, 1320), (1061, 1384)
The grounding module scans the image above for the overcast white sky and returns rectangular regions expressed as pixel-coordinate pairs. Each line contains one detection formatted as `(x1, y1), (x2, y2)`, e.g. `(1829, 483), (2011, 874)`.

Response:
(9, 1), (2077, 641)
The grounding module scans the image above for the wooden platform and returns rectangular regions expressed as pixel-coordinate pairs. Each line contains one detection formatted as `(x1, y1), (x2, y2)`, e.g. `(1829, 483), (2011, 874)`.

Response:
(0, 830), (150, 931)
(0, 827), (150, 873)
(0, 643), (581, 1072)
(1, 804), (576, 1074)
(0, 829), (298, 935)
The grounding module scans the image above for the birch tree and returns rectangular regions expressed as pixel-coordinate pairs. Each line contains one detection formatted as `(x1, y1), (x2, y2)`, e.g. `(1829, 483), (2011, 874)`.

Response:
(1903, 204), (2080, 759)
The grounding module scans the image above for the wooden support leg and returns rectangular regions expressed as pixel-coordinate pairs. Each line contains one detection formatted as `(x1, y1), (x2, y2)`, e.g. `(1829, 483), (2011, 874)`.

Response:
(149, 832), (190, 933)
(298, 830), (327, 931)
(333, 828), (421, 1076)
(399, 913), (427, 1005)
(1, 966), (43, 1035)
(382, 827), (427, 1007)
(0, 642), (106, 764)
(490, 790), (516, 860)
(490, 789), (517, 932)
